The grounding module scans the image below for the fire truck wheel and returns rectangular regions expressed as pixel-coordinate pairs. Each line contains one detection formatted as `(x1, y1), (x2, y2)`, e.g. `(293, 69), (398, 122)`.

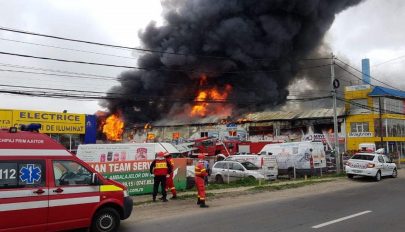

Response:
(91, 207), (120, 232)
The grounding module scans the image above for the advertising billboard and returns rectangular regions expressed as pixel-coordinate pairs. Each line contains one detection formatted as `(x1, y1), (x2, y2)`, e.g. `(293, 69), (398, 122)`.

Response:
(76, 143), (187, 195)
(0, 109), (85, 134)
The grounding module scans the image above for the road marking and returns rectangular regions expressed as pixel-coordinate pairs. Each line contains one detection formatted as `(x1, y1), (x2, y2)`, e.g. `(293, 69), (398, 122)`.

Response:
(312, 210), (372, 229)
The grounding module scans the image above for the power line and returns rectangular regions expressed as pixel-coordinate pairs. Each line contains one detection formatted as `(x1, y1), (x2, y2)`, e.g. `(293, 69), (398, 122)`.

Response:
(0, 37), (138, 60)
(335, 58), (403, 91)
(0, 26), (331, 62)
(373, 54), (405, 67)
(0, 62), (117, 79)
(0, 50), (331, 74)
(0, 68), (118, 81)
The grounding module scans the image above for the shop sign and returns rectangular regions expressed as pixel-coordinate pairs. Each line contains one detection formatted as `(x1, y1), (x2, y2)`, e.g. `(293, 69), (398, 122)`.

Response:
(348, 132), (373, 137)
(0, 110), (13, 129)
(0, 109), (85, 134)
(88, 159), (187, 195)
(345, 85), (371, 91)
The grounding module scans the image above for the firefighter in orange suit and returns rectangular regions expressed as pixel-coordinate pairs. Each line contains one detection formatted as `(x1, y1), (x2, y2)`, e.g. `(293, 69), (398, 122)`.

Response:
(150, 152), (172, 202)
(195, 154), (209, 208)
(165, 153), (177, 199)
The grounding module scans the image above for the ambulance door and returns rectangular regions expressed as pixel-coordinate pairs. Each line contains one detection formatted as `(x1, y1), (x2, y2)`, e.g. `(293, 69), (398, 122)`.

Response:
(0, 159), (48, 232)
(48, 159), (100, 231)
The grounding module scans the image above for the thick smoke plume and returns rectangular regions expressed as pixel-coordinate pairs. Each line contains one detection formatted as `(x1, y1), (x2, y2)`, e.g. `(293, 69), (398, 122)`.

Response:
(102, 0), (363, 124)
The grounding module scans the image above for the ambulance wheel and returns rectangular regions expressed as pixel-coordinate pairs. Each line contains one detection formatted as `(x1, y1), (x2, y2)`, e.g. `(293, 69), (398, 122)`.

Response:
(91, 207), (120, 232)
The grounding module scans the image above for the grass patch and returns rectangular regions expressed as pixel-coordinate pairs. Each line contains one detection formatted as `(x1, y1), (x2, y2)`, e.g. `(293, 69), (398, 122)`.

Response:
(251, 179), (334, 191)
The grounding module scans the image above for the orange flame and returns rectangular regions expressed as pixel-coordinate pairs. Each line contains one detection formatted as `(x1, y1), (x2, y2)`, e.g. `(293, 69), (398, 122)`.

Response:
(190, 74), (233, 117)
(102, 113), (124, 141)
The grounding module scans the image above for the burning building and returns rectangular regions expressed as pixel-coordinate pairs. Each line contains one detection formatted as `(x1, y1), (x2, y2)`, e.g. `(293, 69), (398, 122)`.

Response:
(101, 0), (363, 127)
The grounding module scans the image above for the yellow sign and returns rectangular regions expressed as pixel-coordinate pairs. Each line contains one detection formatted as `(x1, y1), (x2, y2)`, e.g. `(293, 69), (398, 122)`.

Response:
(0, 109), (86, 134)
(0, 110), (13, 129)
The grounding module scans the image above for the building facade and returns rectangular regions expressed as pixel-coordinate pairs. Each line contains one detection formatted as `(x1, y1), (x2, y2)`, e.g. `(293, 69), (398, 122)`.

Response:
(344, 85), (405, 161)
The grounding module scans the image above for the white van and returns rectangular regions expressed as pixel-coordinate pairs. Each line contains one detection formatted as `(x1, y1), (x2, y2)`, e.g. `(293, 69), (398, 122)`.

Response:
(77, 142), (181, 163)
(225, 154), (278, 180)
(259, 141), (326, 176)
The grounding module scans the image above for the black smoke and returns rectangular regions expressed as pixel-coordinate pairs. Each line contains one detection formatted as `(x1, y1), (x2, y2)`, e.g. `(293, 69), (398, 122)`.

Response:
(101, 0), (363, 124)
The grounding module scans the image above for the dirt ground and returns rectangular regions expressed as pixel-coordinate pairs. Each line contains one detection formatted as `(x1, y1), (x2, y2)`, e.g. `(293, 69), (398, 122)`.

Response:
(125, 169), (403, 224)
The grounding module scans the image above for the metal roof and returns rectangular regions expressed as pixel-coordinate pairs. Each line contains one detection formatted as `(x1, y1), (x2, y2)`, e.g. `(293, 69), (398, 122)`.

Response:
(245, 107), (345, 122)
(369, 86), (405, 99)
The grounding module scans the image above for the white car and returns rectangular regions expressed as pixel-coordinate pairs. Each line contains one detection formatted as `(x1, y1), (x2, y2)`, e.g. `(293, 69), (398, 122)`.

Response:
(210, 161), (266, 184)
(345, 153), (397, 181)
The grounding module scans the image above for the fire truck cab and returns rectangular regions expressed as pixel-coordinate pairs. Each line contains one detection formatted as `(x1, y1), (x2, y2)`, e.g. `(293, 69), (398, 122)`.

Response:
(0, 127), (133, 232)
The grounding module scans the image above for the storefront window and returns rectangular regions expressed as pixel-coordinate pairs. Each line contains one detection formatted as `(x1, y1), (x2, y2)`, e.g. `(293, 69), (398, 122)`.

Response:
(384, 98), (404, 114)
(350, 122), (369, 132)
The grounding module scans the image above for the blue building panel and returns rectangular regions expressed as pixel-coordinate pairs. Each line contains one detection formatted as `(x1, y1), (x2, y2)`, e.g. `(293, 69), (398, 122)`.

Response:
(84, 115), (97, 144)
(369, 86), (405, 99)
(362, 58), (371, 85)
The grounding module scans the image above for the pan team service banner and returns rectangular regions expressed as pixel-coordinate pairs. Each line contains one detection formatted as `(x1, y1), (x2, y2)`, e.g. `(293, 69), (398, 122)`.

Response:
(87, 159), (187, 195)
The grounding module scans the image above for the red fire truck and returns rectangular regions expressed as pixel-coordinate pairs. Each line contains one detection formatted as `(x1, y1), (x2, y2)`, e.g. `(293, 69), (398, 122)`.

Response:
(192, 137), (282, 156)
(0, 126), (132, 232)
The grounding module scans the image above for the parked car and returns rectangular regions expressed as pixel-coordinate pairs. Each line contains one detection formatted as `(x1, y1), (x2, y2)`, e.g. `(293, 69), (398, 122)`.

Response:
(210, 160), (266, 184)
(225, 154), (278, 180)
(345, 153), (397, 181)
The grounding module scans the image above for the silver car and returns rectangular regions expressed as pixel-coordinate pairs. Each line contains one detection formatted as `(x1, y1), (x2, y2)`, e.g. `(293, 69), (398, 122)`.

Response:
(210, 160), (265, 184)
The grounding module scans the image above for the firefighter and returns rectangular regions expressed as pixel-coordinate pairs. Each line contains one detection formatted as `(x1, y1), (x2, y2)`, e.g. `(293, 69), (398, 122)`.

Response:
(164, 153), (177, 199)
(195, 154), (209, 208)
(150, 151), (172, 202)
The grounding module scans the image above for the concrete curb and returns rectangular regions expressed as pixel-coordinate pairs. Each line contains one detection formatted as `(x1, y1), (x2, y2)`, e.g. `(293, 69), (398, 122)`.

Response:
(131, 177), (340, 205)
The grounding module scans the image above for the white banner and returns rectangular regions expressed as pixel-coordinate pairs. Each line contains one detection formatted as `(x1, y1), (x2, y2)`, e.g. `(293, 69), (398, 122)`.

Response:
(348, 132), (373, 137)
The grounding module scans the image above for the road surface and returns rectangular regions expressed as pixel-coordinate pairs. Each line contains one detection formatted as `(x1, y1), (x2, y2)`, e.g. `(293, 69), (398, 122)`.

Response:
(120, 173), (404, 232)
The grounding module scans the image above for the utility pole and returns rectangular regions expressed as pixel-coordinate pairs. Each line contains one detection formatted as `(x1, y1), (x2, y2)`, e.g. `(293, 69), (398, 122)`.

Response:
(378, 97), (384, 148)
(331, 53), (341, 173)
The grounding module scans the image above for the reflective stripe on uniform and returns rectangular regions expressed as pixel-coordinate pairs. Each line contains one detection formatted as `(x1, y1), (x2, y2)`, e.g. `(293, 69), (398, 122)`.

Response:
(100, 185), (123, 192)
(0, 149), (71, 156)
(0, 196), (100, 212)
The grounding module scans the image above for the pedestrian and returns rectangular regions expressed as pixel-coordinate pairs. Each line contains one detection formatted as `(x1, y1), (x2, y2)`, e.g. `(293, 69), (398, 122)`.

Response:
(150, 151), (172, 202)
(164, 153), (177, 199)
(203, 159), (210, 186)
(195, 154), (209, 208)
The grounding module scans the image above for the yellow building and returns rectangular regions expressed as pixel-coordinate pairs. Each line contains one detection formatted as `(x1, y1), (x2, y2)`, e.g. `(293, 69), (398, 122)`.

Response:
(345, 85), (405, 161)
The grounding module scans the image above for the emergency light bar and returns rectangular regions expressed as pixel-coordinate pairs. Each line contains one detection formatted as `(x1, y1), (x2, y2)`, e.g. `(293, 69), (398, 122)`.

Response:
(20, 123), (42, 132)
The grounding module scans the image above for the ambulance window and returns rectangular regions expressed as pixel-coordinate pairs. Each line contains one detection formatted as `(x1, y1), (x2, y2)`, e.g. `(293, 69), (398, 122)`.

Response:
(53, 160), (92, 186)
(0, 161), (45, 189)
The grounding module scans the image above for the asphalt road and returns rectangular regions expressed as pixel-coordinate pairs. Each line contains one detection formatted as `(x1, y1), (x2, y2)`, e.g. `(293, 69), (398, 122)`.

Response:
(120, 175), (405, 232)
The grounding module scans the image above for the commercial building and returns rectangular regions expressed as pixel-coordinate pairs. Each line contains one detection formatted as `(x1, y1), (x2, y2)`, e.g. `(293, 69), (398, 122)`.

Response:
(125, 107), (346, 153)
(0, 109), (97, 152)
(344, 85), (405, 161)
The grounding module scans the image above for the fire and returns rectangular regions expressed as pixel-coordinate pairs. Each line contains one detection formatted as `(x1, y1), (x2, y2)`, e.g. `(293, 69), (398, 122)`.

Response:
(102, 113), (124, 141)
(190, 74), (233, 117)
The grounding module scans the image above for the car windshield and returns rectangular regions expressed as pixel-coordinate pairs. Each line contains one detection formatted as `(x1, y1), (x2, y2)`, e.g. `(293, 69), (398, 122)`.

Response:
(241, 162), (259, 170)
(351, 154), (375, 161)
